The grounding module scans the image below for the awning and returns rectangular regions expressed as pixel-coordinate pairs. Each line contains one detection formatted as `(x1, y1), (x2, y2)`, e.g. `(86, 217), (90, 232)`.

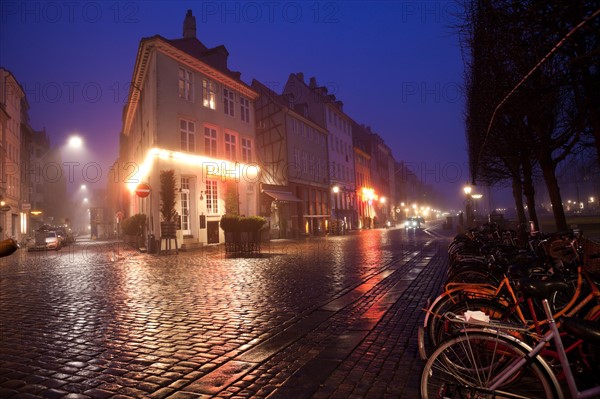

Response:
(262, 189), (303, 202)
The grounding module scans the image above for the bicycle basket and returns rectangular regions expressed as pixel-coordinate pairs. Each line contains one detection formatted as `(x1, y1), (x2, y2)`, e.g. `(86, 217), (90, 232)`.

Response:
(580, 237), (600, 276)
(548, 238), (577, 263)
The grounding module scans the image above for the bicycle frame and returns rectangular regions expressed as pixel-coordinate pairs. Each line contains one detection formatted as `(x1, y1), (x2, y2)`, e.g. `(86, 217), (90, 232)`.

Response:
(487, 299), (600, 399)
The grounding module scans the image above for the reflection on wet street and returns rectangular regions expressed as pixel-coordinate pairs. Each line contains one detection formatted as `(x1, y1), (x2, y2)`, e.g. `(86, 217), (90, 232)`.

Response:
(0, 228), (448, 398)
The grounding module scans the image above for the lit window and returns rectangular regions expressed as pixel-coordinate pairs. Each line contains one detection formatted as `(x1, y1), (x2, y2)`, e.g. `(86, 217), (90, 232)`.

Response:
(223, 88), (234, 116)
(204, 127), (217, 156)
(203, 79), (216, 109)
(180, 119), (196, 152)
(241, 138), (252, 163)
(224, 132), (237, 160)
(240, 97), (250, 123)
(206, 180), (219, 214)
(178, 68), (192, 100)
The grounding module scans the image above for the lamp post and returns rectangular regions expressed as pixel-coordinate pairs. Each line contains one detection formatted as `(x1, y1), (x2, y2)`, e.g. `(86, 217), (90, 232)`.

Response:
(332, 186), (340, 233)
(380, 197), (386, 227)
(464, 184), (473, 229)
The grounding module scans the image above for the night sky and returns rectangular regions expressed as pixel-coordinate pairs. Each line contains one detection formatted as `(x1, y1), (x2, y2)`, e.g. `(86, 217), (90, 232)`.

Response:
(1, 1), (470, 209)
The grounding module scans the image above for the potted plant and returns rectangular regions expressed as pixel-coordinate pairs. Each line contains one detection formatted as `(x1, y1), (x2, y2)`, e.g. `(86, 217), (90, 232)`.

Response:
(160, 170), (177, 239)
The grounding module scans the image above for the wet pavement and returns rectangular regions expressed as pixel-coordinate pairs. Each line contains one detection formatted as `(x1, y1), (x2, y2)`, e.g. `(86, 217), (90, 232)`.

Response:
(0, 226), (450, 398)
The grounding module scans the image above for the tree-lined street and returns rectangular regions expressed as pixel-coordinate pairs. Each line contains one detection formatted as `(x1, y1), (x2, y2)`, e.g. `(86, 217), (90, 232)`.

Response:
(0, 227), (448, 398)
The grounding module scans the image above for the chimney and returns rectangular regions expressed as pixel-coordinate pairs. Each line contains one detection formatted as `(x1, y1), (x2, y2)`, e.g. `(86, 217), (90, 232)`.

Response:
(183, 9), (196, 38)
(309, 77), (317, 88)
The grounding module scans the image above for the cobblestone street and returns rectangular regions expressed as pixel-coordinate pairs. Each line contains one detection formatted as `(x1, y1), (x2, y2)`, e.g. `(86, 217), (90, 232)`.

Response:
(0, 227), (449, 398)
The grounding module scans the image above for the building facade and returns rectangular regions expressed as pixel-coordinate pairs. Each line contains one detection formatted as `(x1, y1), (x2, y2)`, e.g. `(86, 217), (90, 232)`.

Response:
(252, 79), (330, 237)
(120, 10), (259, 248)
(0, 68), (27, 240)
(283, 73), (357, 230)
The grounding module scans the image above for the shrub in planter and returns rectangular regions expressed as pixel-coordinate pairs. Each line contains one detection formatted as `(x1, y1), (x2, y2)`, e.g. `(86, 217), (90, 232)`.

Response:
(238, 216), (267, 232)
(220, 214), (240, 233)
(220, 215), (266, 254)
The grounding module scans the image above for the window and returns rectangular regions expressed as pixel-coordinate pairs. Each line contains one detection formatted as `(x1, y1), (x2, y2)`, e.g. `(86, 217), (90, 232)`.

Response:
(204, 127), (217, 156)
(178, 68), (192, 100)
(302, 152), (308, 174)
(180, 177), (191, 232)
(223, 88), (234, 116)
(206, 180), (218, 214)
(203, 79), (216, 109)
(180, 119), (196, 152)
(241, 138), (252, 163)
(224, 132), (237, 160)
(240, 96), (250, 123)
(294, 149), (301, 170)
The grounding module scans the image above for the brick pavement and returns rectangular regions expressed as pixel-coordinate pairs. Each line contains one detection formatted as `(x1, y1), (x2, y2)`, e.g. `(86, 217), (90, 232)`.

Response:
(0, 228), (450, 398)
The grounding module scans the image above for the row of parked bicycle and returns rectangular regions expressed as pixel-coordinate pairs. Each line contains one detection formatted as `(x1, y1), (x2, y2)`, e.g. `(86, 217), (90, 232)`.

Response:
(418, 224), (600, 398)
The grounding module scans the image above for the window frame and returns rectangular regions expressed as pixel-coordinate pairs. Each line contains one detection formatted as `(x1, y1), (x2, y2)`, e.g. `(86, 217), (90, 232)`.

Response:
(178, 67), (193, 101)
(241, 137), (252, 163)
(202, 79), (216, 109)
(206, 180), (219, 214)
(223, 87), (235, 116)
(224, 131), (237, 160)
(180, 118), (196, 153)
(204, 126), (218, 157)
(240, 96), (250, 123)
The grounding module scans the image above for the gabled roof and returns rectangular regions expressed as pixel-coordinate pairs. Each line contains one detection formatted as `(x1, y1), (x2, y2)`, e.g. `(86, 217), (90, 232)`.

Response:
(252, 79), (327, 134)
(122, 35), (258, 135)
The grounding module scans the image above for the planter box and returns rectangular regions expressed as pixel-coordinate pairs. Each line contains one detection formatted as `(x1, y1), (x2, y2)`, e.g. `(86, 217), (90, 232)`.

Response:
(224, 231), (261, 256)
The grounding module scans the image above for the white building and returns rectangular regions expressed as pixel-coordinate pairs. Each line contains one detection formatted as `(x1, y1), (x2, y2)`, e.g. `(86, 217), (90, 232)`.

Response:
(120, 10), (259, 248)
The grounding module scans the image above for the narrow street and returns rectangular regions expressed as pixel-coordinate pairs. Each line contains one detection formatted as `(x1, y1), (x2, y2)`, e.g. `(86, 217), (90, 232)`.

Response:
(0, 226), (449, 398)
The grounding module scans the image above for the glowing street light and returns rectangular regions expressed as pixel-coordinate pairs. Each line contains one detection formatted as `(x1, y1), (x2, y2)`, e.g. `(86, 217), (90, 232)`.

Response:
(68, 135), (83, 148)
(332, 186), (340, 229)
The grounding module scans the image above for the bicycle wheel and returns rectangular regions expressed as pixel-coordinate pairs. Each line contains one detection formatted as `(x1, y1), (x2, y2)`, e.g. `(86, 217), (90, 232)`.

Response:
(421, 331), (562, 399)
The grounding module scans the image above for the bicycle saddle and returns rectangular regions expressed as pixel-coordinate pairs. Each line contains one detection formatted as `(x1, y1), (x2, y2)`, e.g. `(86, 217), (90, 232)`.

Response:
(517, 278), (572, 299)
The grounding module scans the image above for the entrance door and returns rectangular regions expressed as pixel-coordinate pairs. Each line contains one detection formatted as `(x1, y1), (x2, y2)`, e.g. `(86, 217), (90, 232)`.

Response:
(180, 177), (192, 236)
(207, 221), (220, 244)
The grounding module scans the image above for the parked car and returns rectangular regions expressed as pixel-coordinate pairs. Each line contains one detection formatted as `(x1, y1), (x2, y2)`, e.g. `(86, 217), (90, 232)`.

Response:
(45, 231), (61, 250)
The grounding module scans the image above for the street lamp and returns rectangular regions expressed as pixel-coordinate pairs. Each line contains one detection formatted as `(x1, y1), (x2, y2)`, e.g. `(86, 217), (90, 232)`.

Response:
(68, 135), (83, 148)
(332, 186), (340, 232)
(463, 184), (473, 228)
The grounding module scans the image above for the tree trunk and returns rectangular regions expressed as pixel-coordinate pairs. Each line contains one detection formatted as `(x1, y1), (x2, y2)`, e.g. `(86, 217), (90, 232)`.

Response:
(521, 157), (539, 232)
(511, 175), (527, 241)
(539, 155), (568, 231)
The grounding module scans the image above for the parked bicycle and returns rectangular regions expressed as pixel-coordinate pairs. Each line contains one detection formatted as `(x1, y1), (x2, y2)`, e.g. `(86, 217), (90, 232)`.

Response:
(420, 294), (600, 398)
